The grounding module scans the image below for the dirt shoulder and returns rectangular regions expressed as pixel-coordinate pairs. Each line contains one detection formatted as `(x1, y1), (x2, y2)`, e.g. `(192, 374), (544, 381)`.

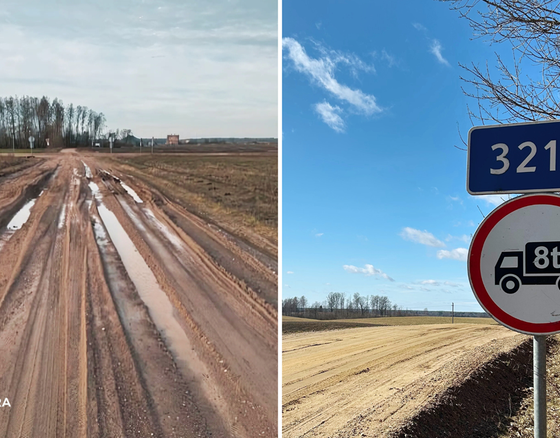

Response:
(496, 334), (560, 438)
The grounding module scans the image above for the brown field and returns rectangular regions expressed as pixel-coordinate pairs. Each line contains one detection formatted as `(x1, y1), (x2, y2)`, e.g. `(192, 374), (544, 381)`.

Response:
(282, 315), (497, 333)
(0, 156), (38, 177)
(98, 151), (278, 261)
(0, 149), (277, 437)
(282, 322), (529, 437)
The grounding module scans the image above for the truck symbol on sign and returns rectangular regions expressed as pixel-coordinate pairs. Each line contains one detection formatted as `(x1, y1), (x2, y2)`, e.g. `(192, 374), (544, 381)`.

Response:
(495, 241), (560, 293)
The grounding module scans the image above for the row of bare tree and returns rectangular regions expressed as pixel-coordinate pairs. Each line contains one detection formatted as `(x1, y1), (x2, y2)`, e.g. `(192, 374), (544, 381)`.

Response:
(282, 292), (407, 320)
(0, 95), (107, 149)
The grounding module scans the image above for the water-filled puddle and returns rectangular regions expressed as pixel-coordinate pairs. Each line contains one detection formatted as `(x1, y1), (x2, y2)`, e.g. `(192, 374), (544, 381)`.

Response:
(7, 198), (38, 231)
(90, 181), (227, 431)
(0, 192), (42, 252)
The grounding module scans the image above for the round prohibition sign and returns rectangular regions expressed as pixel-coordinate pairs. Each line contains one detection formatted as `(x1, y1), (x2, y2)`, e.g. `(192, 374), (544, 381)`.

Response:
(469, 194), (560, 335)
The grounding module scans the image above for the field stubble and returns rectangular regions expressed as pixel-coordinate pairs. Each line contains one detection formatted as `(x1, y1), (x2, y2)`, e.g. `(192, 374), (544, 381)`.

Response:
(101, 153), (278, 259)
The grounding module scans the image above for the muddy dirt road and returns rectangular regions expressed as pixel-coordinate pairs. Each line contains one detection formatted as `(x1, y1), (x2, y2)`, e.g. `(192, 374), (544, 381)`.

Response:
(0, 150), (277, 438)
(282, 324), (526, 438)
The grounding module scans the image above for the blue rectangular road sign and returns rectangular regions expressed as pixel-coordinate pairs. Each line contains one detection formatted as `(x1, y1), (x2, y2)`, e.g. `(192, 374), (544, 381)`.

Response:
(468, 120), (560, 194)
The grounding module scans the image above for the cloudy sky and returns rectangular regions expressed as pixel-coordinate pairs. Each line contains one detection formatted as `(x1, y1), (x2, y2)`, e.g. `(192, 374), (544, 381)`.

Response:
(1, 0), (277, 138)
(282, 0), (515, 312)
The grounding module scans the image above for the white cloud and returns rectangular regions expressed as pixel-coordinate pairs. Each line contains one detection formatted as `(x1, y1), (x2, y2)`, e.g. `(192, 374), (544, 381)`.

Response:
(315, 232), (324, 237)
(437, 248), (468, 261)
(314, 43), (376, 76)
(444, 281), (461, 287)
(447, 195), (463, 205)
(420, 279), (440, 286)
(400, 227), (446, 247)
(446, 234), (471, 243)
(413, 23), (427, 32)
(287, 271), (294, 274)
(381, 49), (398, 68)
(343, 264), (395, 281)
(478, 195), (507, 206)
(314, 102), (345, 132)
(430, 39), (450, 66)
(416, 279), (462, 288)
(0, 2), (277, 138)
(282, 37), (382, 115)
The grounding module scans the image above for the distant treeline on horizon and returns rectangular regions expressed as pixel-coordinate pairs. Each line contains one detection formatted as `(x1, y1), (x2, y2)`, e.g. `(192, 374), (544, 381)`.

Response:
(283, 292), (490, 320)
(0, 95), (110, 149)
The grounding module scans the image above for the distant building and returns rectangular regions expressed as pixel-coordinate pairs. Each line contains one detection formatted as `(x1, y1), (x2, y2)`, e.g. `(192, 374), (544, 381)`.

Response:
(166, 134), (179, 145)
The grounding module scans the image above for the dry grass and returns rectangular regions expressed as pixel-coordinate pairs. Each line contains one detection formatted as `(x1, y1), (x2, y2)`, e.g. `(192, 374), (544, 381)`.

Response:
(497, 334), (560, 437)
(104, 153), (278, 251)
(282, 315), (497, 334)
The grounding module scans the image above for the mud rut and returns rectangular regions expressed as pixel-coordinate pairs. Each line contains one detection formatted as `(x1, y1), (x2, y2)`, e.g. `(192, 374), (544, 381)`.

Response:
(0, 153), (277, 438)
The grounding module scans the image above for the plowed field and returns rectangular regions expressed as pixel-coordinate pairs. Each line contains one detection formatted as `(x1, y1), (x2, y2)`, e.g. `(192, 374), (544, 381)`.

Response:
(0, 150), (277, 438)
(282, 323), (527, 437)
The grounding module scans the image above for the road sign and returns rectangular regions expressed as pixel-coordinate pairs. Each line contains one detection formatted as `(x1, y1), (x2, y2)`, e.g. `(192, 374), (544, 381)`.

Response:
(467, 120), (560, 194)
(28, 136), (35, 148)
(468, 194), (560, 334)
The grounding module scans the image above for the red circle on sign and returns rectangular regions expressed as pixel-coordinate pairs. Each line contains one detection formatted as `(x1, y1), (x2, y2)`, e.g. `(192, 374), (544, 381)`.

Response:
(469, 194), (560, 334)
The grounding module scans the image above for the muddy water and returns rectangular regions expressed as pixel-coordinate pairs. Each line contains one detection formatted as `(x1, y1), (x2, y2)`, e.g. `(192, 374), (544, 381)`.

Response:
(58, 203), (66, 229)
(94, 202), (230, 433)
(0, 193), (42, 252)
(97, 204), (192, 363)
(120, 182), (143, 203)
(81, 161), (92, 179)
(7, 198), (38, 231)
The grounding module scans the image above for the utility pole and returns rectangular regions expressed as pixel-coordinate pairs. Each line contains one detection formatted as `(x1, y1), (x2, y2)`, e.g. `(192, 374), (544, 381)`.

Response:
(151, 136), (154, 154)
(452, 302), (454, 324)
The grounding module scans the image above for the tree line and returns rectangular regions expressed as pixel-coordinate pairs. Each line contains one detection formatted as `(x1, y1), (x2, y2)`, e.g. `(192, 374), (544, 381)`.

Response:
(282, 292), (409, 320)
(0, 95), (131, 149)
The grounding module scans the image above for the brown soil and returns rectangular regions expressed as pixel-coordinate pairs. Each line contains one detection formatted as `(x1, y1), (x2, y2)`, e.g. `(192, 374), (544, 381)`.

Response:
(282, 324), (529, 437)
(0, 150), (277, 437)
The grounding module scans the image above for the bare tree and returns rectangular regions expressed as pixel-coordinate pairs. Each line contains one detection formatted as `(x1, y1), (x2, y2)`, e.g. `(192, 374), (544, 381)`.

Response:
(326, 292), (337, 312)
(299, 295), (308, 316)
(444, 0), (560, 124)
(379, 296), (391, 317)
(370, 295), (380, 316)
(282, 297), (299, 316)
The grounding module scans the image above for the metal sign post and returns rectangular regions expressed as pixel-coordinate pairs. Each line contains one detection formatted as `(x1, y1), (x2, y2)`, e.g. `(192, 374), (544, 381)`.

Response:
(28, 135), (34, 157)
(534, 335), (547, 438)
(151, 136), (154, 154)
(109, 135), (114, 154)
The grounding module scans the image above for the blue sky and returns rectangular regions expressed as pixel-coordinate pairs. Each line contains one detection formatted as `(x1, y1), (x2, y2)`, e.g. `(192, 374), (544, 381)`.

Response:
(1, 0), (277, 138)
(282, 0), (513, 312)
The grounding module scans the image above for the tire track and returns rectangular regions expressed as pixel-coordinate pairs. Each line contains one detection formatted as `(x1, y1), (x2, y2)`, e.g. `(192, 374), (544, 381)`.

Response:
(0, 152), (276, 437)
